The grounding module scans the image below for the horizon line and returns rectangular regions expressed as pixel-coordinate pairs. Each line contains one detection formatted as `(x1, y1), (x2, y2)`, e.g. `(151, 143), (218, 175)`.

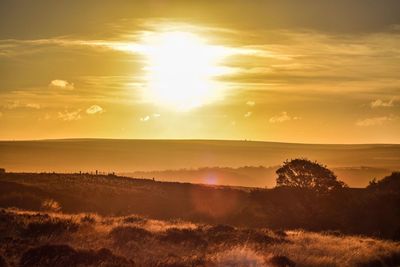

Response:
(0, 137), (399, 146)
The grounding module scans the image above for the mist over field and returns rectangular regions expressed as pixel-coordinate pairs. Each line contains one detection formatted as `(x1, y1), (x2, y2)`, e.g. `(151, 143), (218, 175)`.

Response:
(1, 139), (399, 187)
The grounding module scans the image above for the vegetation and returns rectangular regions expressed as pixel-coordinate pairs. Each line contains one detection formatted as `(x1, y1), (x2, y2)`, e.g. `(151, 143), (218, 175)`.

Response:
(0, 209), (399, 267)
(1, 163), (400, 266)
(276, 159), (346, 193)
(0, 169), (400, 240)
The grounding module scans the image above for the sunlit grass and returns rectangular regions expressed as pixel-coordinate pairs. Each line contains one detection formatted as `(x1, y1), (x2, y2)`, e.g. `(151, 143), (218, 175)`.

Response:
(1, 208), (399, 267)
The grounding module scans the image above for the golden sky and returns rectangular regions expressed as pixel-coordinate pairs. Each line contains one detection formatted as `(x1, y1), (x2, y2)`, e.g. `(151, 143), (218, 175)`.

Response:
(0, 0), (399, 143)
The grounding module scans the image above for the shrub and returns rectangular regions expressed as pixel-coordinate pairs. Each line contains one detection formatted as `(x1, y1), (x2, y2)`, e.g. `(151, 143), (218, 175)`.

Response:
(159, 228), (206, 247)
(109, 226), (152, 245)
(367, 172), (400, 192)
(240, 229), (284, 245)
(0, 192), (43, 210)
(268, 255), (296, 267)
(19, 244), (132, 267)
(151, 255), (205, 267)
(210, 246), (265, 267)
(123, 215), (147, 224)
(0, 254), (8, 267)
(41, 199), (61, 212)
(273, 230), (287, 238)
(80, 214), (96, 224)
(357, 251), (400, 267)
(276, 159), (346, 193)
(206, 224), (237, 244)
(22, 218), (79, 238)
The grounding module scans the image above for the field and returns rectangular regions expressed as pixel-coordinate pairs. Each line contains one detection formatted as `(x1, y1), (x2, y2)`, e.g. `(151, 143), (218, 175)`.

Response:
(1, 139), (399, 187)
(1, 208), (400, 267)
(1, 171), (400, 266)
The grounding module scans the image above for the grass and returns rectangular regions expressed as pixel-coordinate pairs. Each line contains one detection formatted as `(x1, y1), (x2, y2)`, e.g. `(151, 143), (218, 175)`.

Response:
(0, 208), (399, 267)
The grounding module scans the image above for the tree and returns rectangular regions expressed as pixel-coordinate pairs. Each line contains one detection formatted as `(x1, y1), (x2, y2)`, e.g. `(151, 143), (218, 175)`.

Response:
(367, 172), (400, 192)
(275, 158), (346, 193)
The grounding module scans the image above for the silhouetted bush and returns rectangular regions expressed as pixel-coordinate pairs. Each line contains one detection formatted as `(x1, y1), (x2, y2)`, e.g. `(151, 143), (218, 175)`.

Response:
(159, 228), (206, 247)
(22, 219), (79, 238)
(240, 229), (285, 245)
(150, 255), (205, 267)
(206, 224), (237, 243)
(123, 215), (147, 224)
(273, 230), (287, 238)
(0, 192), (43, 210)
(0, 254), (8, 267)
(357, 251), (400, 267)
(269, 255), (296, 267)
(80, 214), (96, 224)
(276, 159), (346, 193)
(19, 244), (132, 267)
(367, 172), (400, 192)
(109, 226), (152, 245)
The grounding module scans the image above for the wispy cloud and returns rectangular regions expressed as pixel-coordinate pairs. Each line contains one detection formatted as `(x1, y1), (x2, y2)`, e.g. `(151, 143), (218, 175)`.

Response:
(246, 101), (255, 106)
(49, 79), (74, 90)
(244, 111), (252, 118)
(140, 113), (161, 122)
(370, 99), (395, 108)
(86, 105), (104, 115)
(269, 111), (300, 123)
(140, 115), (150, 122)
(2, 101), (40, 109)
(26, 103), (41, 109)
(356, 116), (395, 126)
(58, 109), (81, 121)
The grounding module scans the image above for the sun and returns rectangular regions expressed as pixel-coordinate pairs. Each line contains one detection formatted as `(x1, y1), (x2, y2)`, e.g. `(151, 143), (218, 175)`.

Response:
(140, 31), (229, 110)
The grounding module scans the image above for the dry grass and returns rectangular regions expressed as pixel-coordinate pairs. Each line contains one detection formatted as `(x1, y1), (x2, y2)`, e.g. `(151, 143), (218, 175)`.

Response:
(1, 208), (399, 267)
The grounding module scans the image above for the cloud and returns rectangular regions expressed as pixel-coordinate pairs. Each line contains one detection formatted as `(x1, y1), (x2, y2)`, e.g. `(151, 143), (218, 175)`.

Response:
(86, 105), (104, 115)
(26, 103), (41, 109)
(58, 109), (81, 121)
(244, 111), (252, 118)
(3, 101), (20, 109)
(370, 99), (395, 108)
(49, 79), (74, 90)
(246, 101), (255, 106)
(3, 101), (40, 109)
(39, 113), (51, 121)
(269, 111), (300, 123)
(140, 113), (160, 122)
(140, 116), (150, 122)
(356, 116), (395, 126)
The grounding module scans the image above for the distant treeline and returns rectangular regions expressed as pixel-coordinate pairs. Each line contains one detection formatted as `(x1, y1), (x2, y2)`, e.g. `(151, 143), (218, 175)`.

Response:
(0, 171), (399, 240)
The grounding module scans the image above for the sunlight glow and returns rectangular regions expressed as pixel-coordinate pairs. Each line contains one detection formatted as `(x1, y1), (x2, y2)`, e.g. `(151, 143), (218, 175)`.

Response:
(140, 31), (231, 110)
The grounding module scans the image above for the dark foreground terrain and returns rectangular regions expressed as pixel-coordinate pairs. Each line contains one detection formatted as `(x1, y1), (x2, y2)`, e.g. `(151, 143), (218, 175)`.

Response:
(1, 171), (400, 240)
(1, 209), (400, 267)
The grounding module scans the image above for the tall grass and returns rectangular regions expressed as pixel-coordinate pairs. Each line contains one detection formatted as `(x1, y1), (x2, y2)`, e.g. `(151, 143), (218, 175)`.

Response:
(1, 208), (399, 266)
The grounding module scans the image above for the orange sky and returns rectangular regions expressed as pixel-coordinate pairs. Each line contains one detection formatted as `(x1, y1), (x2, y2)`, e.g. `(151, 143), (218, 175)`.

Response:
(0, 0), (399, 143)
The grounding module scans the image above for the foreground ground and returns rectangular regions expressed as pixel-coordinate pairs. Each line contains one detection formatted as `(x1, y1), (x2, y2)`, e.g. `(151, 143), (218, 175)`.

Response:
(1, 209), (400, 267)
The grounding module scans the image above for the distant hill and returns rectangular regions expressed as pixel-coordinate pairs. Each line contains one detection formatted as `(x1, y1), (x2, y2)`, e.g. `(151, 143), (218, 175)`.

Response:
(0, 139), (399, 187)
(124, 165), (394, 188)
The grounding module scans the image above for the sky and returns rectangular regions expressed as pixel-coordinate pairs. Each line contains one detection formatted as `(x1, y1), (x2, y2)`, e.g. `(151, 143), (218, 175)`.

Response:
(0, 0), (399, 143)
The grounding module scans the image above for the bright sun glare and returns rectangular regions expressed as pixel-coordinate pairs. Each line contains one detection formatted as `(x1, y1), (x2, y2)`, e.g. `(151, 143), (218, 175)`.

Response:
(141, 31), (230, 110)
